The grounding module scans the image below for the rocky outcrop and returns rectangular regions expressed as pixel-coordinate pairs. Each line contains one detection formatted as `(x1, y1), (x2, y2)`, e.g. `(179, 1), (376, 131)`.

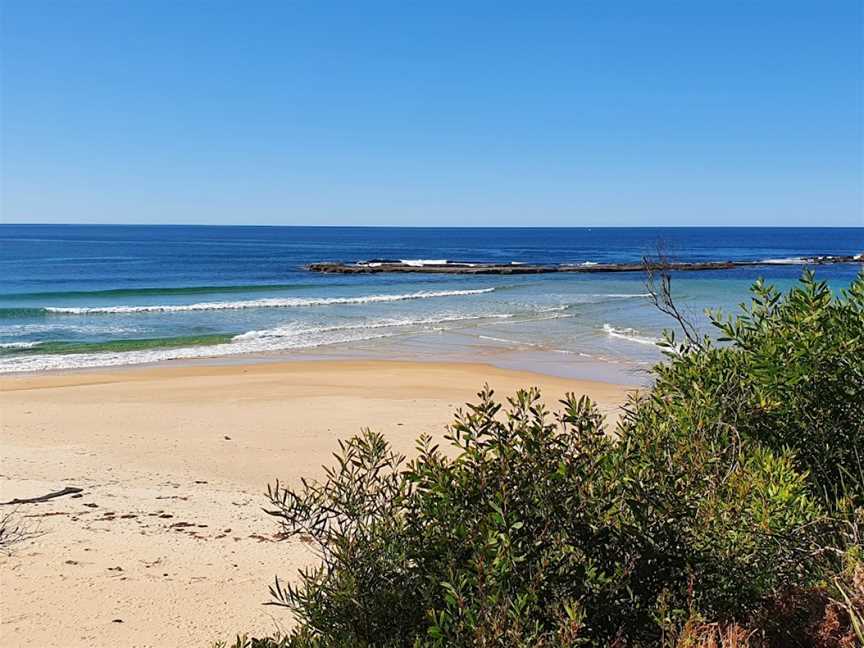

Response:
(307, 255), (863, 275)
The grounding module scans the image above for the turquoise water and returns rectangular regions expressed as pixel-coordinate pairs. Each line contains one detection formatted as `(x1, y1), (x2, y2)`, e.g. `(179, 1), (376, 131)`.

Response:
(1, 225), (861, 380)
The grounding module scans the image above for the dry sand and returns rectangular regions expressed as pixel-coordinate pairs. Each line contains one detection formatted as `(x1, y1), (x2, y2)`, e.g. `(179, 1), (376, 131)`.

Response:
(0, 360), (635, 647)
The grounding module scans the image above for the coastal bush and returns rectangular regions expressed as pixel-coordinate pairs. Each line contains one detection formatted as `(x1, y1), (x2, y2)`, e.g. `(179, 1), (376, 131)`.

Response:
(648, 270), (864, 508)
(231, 271), (863, 646)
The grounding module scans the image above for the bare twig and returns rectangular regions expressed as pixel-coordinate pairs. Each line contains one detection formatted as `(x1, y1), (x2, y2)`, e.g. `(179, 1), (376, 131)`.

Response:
(0, 509), (40, 553)
(643, 241), (703, 348)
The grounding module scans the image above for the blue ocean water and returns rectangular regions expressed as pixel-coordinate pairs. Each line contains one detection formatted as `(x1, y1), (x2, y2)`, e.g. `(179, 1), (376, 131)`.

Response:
(1, 225), (861, 380)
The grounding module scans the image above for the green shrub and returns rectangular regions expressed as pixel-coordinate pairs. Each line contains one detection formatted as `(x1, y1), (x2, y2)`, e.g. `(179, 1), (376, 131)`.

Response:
(263, 392), (826, 645)
(213, 635), (298, 648)
(652, 270), (864, 507)
(265, 432), (421, 648)
(238, 271), (862, 647)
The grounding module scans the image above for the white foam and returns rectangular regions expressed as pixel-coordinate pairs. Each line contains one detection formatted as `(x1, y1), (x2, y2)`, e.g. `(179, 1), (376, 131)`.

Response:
(513, 295), (646, 314)
(0, 329), (397, 373)
(495, 312), (573, 325)
(0, 312), (514, 373)
(42, 288), (496, 315)
(479, 334), (542, 347)
(0, 341), (41, 349)
(759, 257), (808, 265)
(399, 259), (448, 267)
(602, 323), (659, 346)
(589, 293), (650, 299)
(233, 313), (514, 342)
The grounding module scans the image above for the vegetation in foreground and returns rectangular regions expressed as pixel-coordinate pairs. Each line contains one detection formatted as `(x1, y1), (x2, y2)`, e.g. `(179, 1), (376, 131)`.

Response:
(220, 271), (864, 647)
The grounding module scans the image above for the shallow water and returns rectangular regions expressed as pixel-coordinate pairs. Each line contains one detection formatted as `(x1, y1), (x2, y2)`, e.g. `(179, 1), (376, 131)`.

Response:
(1, 225), (861, 376)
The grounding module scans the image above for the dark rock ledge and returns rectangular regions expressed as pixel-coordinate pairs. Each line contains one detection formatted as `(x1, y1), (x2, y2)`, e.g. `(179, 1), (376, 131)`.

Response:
(307, 255), (863, 275)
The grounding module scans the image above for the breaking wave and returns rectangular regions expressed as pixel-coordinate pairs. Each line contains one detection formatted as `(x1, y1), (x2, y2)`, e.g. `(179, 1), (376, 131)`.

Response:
(759, 257), (808, 265)
(36, 288), (498, 315)
(0, 341), (42, 350)
(0, 311), (513, 373)
(233, 313), (513, 342)
(602, 323), (659, 346)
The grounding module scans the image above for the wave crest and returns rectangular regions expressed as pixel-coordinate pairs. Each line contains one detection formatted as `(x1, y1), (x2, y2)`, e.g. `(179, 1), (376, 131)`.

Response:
(602, 323), (658, 346)
(41, 288), (497, 315)
(233, 313), (513, 342)
(0, 341), (42, 350)
(0, 311), (514, 373)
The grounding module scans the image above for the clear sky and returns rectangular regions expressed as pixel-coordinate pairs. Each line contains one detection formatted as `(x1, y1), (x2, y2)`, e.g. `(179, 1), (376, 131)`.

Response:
(1, 1), (862, 227)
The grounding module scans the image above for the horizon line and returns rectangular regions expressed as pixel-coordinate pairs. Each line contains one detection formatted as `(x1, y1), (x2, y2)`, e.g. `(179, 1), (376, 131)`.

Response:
(2, 223), (862, 230)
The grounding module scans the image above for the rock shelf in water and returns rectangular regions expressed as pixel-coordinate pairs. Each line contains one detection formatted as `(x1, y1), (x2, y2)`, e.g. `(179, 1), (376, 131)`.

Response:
(307, 255), (863, 275)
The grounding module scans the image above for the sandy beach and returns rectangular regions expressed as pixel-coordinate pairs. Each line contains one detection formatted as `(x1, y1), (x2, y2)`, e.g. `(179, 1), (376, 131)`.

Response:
(0, 360), (635, 647)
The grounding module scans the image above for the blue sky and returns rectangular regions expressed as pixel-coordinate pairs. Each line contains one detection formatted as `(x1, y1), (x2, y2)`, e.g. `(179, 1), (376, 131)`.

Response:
(1, 1), (862, 227)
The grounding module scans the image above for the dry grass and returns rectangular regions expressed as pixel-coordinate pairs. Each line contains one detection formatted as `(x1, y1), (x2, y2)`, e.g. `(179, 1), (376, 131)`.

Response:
(673, 564), (864, 648)
(675, 620), (754, 648)
(0, 508), (39, 553)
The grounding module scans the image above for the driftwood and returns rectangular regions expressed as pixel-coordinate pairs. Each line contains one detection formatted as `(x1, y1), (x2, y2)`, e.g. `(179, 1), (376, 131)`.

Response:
(1, 486), (83, 505)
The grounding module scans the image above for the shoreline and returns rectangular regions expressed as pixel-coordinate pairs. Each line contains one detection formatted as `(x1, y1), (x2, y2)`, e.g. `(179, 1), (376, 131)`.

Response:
(0, 357), (638, 393)
(0, 336), (656, 386)
(0, 359), (636, 647)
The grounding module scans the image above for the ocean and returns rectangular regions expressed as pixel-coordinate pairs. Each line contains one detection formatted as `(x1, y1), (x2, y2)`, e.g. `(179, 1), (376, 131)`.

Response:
(1, 225), (861, 382)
